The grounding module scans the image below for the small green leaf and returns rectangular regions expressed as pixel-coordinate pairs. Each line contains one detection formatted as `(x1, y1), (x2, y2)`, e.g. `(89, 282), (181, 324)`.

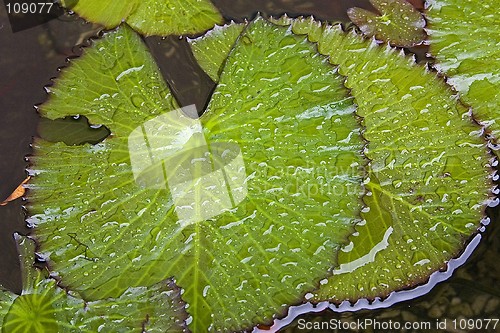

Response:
(348, 0), (426, 46)
(30, 19), (364, 331)
(425, 0), (500, 140)
(190, 23), (245, 82)
(275, 16), (492, 301)
(60, 0), (223, 36)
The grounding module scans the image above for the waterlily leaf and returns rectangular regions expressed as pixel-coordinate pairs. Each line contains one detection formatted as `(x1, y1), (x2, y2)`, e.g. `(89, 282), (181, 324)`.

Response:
(190, 23), (245, 82)
(29, 20), (364, 331)
(425, 0), (500, 140)
(273, 16), (492, 301)
(347, 0), (426, 47)
(0, 237), (73, 333)
(0, 236), (187, 332)
(60, 0), (223, 36)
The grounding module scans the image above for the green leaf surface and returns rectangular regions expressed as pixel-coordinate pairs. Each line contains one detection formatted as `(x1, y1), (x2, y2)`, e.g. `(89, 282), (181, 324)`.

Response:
(425, 0), (500, 140)
(0, 236), (187, 332)
(190, 23), (245, 82)
(347, 0), (426, 47)
(29, 20), (364, 331)
(273, 16), (492, 301)
(60, 0), (223, 36)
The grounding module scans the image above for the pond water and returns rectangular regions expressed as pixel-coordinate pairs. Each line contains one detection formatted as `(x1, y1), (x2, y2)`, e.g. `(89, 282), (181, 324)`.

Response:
(0, 0), (498, 331)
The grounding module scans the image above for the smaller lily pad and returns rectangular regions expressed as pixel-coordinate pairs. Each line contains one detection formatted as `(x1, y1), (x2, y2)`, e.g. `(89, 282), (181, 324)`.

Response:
(348, 0), (426, 46)
(274, 15), (492, 302)
(60, 0), (223, 36)
(189, 23), (245, 82)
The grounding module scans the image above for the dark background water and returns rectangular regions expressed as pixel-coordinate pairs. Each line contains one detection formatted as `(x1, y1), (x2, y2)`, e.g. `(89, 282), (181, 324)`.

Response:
(0, 0), (498, 331)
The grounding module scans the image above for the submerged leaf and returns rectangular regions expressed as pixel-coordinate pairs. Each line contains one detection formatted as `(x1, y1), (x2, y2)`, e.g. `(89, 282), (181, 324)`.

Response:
(29, 20), (364, 331)
(0, 236), (187, 332)
(425, 0), (500, 140)
(60, 0), (223, 36)
(26, 11), (494, 330)
(348, 0), (426, 46)
(274, 16), (492, 301)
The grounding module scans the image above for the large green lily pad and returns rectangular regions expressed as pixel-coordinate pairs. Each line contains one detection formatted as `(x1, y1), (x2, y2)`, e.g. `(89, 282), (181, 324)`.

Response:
(60, 0), (223, 36)
(29, 20), (363, 331)
(273, 16), (492, 301)
(425, 0), (500, 140)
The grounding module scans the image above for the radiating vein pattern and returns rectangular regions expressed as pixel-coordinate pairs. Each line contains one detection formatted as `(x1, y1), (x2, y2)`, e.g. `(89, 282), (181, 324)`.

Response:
(274, 16), (492, 301)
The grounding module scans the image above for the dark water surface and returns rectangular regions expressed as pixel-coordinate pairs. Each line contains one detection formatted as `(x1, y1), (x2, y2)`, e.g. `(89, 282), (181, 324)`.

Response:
(0, 0), (498, 331)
